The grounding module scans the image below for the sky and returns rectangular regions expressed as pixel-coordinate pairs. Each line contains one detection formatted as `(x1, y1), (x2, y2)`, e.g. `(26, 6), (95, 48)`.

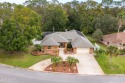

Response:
(0, 0), (121, 4)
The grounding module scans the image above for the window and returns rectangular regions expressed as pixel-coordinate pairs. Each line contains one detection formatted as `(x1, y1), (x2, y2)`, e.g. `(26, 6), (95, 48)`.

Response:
(48, 46), (51, 49)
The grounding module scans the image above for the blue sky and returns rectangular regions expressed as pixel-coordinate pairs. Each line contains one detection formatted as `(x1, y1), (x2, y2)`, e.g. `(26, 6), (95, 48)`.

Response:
(0, 0), (121, 4)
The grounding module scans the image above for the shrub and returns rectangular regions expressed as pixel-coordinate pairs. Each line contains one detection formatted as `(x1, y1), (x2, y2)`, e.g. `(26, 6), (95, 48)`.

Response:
(94, 48), (106, 57)
(92, 29), (103, 41)
(67, 43), (72, 48)
(66, 56), (79, 66)
(34, 44), (42, 51)
(36, 35), (42, 40)
(51, 56), (62, 66)
(119, 49), (125, 55)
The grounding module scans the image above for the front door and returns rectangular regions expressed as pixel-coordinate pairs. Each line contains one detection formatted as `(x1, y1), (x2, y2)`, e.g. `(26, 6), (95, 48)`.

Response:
(60, 43), (65, 48)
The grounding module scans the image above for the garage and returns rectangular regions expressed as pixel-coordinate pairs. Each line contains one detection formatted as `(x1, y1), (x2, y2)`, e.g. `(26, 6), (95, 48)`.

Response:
(77, 48), (90, 54)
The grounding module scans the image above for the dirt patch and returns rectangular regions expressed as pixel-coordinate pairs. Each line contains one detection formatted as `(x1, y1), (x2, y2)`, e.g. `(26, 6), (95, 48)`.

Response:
(44, 61), (78, 73)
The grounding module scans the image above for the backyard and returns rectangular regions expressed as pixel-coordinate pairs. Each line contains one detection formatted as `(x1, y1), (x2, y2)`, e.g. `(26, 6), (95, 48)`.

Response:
(88, 35), (125, 74)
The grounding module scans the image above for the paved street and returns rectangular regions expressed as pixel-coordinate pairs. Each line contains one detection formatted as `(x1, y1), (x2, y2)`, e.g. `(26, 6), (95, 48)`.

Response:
(0, 64), (125, 83)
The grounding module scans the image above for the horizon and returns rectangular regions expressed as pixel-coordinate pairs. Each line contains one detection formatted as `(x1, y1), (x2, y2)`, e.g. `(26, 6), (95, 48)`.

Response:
(0, 0), (102, 4)
(0, 0), (122, 5)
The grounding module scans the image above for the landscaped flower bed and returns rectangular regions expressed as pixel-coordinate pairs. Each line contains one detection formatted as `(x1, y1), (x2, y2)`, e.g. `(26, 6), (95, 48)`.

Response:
(31, 51), (44, 56)
(44, 61), (78, 73)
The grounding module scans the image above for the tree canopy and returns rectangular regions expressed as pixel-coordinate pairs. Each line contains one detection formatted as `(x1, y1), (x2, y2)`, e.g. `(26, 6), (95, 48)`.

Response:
(0, 5), (41, 52)
(0, 0), (125, 52)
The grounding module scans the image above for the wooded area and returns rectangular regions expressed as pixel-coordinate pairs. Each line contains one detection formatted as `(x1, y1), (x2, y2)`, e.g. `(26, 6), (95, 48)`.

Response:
(0, 0), (125, 52)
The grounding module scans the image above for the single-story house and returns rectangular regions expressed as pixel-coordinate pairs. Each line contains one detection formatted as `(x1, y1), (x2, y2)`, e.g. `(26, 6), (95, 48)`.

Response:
(102, 32), (125, 49)
(40, 30), (94, 55)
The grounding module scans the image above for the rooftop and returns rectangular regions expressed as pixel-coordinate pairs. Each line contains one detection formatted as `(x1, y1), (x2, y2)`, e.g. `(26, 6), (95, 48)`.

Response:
(103, 32), (125, 43)
(41, 30), (94, 48)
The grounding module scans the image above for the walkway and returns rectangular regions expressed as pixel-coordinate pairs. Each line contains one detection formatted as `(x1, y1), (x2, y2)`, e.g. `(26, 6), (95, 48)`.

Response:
(59, 48), (104, 75)
(29, 59), (51, 71)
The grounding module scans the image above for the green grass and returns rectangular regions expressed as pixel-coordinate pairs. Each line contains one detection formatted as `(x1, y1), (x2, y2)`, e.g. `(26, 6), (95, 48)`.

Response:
(0, 50), (53, 68)
(87, 35), (125, 74)
(96, 55), (125, 74)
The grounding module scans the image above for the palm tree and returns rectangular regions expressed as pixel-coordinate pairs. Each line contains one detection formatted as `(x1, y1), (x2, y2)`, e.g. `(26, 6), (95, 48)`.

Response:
(66, 56), (79, 66)
(106, 46), (119, 65)
(51, 56), (62, 66)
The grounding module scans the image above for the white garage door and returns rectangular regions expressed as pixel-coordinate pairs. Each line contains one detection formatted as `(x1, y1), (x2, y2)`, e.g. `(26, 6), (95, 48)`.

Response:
(77, 48), (90, 54)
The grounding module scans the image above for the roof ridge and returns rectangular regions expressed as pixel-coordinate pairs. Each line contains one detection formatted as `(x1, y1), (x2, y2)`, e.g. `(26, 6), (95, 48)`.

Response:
(41, 37), (59, 45)
(56, 33), (69, 41)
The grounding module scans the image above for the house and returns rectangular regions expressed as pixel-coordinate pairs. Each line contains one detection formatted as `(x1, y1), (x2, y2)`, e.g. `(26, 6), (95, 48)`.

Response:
(40, 30), (94, 56)
(102, 32), (125, 49)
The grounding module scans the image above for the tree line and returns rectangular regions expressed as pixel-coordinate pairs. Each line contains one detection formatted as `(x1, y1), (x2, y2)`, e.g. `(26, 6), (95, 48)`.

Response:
(0, 0), (125, 52)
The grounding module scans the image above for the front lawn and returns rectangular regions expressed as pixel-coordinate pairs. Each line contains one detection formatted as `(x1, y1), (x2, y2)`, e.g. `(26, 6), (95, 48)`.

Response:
(0, 51), (53, 68)
(87, 35), (125, 74)
(96, 55), (125, 74)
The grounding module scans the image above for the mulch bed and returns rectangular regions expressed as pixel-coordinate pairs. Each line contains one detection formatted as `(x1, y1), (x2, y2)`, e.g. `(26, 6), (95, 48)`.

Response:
(44, 61), (78, 73)
(31, 51), (44, 56)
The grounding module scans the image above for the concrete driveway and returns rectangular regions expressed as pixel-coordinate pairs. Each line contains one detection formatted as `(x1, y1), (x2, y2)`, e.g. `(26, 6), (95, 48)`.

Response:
(59, 48), (104, 75)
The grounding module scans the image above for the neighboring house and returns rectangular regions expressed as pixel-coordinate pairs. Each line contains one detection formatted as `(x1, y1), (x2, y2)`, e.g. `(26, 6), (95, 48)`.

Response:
(40, 30), (94, 55)
(102, 32), (125, 49)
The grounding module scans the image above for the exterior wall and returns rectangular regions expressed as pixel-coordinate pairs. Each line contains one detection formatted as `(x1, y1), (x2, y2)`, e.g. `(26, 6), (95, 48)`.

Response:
(89, 48), (94, 54)
(65, 43), (68, 49)
(42, 46), (59, 56)
(102, 40), (125, 49)
(73, 48), (77, 54)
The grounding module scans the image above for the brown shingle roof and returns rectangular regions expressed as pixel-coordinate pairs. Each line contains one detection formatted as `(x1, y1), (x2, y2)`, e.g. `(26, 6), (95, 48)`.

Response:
(103, 32), (125, 43)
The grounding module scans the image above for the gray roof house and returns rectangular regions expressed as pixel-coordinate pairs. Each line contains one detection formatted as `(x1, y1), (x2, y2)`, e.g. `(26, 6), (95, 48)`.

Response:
(41, 30), (94, 55)
(41, 30), (94, 48)
(71, 36), (94, 48)
(41, 38), (60, 46)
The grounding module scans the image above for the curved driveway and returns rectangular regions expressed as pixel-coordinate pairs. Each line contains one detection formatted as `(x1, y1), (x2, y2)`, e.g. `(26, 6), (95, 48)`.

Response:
(0, 64), (125, 83)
